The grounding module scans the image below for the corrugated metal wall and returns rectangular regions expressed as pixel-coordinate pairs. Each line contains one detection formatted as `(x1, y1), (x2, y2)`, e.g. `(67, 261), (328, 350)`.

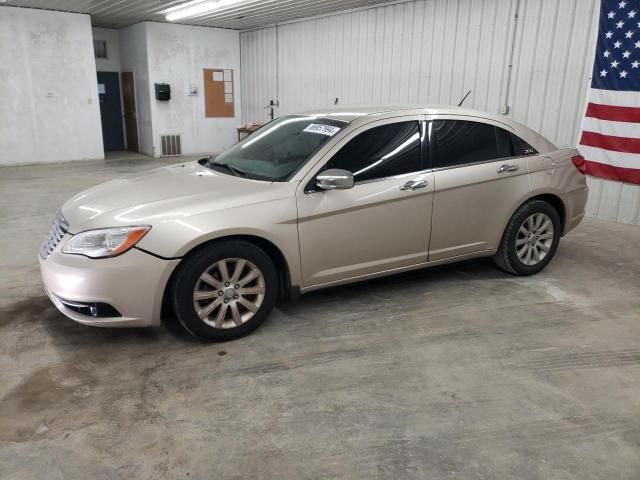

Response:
(240, 0), (640, 225)
(240, 26), (278, 123)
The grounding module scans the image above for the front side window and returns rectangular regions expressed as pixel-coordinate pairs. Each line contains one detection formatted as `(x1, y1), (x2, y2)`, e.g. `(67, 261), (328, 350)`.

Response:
(326, 121), (422, 183)
(430, 120), (514, 169)
(209, 115), (346, 181)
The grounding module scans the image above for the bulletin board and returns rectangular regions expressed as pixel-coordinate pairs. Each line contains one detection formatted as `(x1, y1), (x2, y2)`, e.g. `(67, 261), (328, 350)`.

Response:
(203, 68), (234, 118)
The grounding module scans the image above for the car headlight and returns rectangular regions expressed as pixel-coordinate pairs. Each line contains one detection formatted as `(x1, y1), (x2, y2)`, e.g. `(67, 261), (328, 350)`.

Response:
(62, 226), (151, 258)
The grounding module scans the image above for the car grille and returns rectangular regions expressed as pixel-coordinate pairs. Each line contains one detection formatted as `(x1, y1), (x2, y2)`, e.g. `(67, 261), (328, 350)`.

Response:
(40, 210), (69, 259)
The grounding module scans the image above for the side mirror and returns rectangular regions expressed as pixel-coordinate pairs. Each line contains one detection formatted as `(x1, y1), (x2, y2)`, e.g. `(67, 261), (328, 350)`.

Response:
(316, 169), (354, 190)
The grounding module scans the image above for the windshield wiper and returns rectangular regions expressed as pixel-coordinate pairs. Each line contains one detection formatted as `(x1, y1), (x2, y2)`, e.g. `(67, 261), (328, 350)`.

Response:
(207, 155), (240, 175)
(226, 164), (245, 177)
(210, 161), (245, 178)
(212, 162), (274, 181)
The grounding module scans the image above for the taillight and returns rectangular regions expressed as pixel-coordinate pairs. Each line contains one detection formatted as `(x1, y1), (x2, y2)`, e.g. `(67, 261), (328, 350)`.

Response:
(571, 154), (587, 174)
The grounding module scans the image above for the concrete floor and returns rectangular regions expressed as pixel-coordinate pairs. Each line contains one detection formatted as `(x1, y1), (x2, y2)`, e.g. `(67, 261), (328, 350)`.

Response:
(1, 156), (639, 479)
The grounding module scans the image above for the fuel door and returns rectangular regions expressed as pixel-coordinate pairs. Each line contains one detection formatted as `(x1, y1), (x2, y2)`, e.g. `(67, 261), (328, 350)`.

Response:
(543, 156), (556, 175)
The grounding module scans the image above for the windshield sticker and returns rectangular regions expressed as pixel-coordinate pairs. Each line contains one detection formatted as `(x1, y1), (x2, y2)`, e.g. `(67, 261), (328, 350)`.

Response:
(303, 124), (341, 136)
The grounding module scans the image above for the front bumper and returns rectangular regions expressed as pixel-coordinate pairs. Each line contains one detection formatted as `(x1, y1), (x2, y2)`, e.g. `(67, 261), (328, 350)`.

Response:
(39, 243), (180, 327)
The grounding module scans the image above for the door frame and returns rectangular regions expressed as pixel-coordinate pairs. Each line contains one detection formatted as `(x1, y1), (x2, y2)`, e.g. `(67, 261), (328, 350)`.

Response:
(296, 115), (431, 190)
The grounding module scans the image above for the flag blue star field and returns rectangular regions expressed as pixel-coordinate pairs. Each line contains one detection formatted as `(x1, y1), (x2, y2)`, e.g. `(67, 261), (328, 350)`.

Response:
(579, 0), (640, 184)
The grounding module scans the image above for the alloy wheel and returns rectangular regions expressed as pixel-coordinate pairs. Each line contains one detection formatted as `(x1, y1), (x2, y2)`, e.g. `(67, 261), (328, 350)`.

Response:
(516, 213), (554, 266)
(192, 258), (266, 329)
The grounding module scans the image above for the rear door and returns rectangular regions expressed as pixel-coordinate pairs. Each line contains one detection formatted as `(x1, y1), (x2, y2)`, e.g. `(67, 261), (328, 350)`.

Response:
(428, 117), (531, 261)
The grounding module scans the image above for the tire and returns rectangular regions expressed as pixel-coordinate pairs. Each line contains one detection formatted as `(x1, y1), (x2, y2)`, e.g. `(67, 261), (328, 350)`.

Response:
(493, 200), (561, 276)
(172, 240), (279, 341)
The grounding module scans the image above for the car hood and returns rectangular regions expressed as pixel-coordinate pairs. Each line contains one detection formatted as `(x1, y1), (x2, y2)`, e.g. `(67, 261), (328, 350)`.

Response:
(62, 161), (294, 231)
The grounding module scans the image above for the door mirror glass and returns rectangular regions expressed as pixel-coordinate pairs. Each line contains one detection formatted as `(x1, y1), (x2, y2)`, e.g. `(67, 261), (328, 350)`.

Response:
(316, 169), (354, 190)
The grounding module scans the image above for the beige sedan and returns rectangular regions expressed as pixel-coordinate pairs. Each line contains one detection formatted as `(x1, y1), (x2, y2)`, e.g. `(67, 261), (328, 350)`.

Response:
(39, 106), (588, 340)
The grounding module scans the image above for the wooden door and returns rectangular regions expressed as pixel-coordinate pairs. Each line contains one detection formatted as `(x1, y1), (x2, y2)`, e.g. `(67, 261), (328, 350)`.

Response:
(121, 72), (139, 152)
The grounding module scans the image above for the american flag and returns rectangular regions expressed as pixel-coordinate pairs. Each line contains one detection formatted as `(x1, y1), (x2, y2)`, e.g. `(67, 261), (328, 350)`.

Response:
(578, 0), (640, 184)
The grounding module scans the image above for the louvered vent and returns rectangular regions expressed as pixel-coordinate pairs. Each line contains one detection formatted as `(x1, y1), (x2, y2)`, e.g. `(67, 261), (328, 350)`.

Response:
(160, 135), (182, 156)
(40, 210), (69, 259)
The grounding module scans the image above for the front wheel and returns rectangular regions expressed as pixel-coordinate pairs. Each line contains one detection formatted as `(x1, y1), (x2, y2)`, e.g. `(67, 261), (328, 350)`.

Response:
(172, 240), (279, 341)
(493, 200), (561, 276)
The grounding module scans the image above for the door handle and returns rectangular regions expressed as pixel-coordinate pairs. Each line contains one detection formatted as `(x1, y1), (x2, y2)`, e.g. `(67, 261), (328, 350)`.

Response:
(497, 164), (519, 173)
(400, 179), (428, 191)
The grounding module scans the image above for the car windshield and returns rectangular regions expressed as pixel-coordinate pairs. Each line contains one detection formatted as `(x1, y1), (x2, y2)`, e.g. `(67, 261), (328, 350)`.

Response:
(208, 115), (347, 181)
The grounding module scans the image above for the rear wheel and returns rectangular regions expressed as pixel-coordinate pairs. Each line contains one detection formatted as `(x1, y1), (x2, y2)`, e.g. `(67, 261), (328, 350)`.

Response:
(494, 200), (561, 276)
(172, 241), (278, 341)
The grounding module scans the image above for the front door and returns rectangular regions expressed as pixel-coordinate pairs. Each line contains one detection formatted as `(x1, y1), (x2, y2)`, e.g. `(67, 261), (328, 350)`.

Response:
(97, 72), (124, 152)
(297, 118), (434, 288)
(428, 118), (531, 261)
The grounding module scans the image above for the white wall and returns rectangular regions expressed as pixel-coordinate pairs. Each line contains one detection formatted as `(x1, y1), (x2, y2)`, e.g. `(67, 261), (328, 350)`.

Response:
(120, 23), (154, 156)
(0, 6), (103, 165)
(240, 0), (640, 225)
(92, 27), (121, 72)
(145, 22), (241, 156)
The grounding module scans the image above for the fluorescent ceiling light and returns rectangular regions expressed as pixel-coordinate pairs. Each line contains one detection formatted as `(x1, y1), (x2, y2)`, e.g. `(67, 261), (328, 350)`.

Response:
(164, 0), (246, 21)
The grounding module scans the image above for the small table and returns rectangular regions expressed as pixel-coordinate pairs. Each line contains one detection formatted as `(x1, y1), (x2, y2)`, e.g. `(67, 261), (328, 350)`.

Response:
(236, 123), (263, 142)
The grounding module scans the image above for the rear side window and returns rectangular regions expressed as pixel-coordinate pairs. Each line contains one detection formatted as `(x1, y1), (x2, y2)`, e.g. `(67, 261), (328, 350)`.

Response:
(430, 120), (514, 169)
(511, 134), (538, 156)
(326, 121), (422, 183)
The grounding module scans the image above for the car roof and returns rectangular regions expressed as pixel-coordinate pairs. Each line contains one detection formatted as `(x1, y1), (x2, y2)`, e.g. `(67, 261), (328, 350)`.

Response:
(295, 104), (556, 152)
(296, 105), (505, 123)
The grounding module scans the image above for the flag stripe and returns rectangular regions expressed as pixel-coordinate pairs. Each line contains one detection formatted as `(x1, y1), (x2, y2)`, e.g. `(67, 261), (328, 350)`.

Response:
(582, 116), (640, 139)
(577, 145), (640, 170)
(583, 160), (640, 184)
(589, 88), (640, 108)
(580, 131), (640, 154)
(585, 103), (640, 123)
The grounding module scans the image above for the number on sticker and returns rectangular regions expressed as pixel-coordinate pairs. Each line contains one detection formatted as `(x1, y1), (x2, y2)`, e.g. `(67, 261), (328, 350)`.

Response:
(303, 124), (341, 136)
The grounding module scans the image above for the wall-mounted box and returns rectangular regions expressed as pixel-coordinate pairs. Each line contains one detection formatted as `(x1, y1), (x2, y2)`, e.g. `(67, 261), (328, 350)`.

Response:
(155, 83), (171, 101)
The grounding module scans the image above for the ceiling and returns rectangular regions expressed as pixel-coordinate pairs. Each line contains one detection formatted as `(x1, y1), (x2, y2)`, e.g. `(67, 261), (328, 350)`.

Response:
(3, 0), (395, 30)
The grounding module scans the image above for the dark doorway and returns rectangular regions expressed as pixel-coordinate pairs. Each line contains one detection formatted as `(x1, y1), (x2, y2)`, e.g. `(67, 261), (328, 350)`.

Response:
(97, 72), (125, 152)
(121, 72), (139, 153)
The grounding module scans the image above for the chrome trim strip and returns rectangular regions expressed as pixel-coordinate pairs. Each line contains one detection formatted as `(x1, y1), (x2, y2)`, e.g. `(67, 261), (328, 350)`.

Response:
(430, 155), (529, 173)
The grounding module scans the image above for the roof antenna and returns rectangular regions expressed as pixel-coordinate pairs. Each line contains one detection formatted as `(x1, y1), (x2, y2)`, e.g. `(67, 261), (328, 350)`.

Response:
(457, 90), (472, 107)
(334, 97), (339, 105)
